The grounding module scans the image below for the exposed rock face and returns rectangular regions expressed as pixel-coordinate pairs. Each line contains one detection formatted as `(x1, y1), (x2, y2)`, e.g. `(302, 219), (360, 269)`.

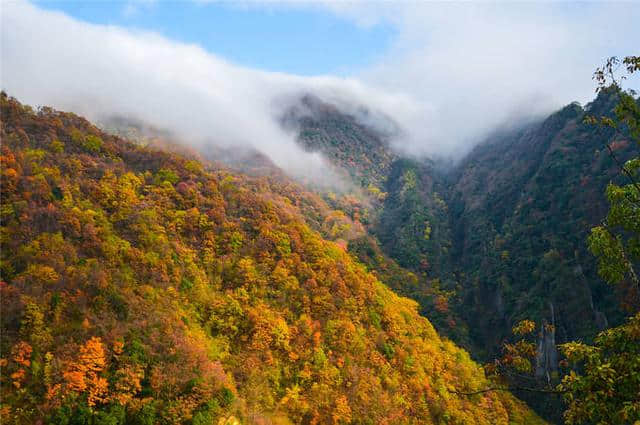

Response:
(594, 310), (609, 330)
(536, 303), (559, 384)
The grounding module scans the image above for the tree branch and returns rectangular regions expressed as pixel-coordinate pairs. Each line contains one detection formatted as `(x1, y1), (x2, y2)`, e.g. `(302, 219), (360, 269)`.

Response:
(450, 386), (567, 396)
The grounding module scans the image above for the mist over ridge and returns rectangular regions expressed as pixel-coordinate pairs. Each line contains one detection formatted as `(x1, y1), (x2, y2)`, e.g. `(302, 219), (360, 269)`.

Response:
(1, 0), (415, 185)
(2, 0), (639, 182)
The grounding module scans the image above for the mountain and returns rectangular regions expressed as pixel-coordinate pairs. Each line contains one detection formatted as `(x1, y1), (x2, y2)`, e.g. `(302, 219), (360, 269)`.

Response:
(288, 96), (468, 345)
(294, 90), (638, 348)
(448, 90), (639, 356)
(291, 91), (639, 422)
(285, 94), (396, 191)
(0, 93), (544, 424)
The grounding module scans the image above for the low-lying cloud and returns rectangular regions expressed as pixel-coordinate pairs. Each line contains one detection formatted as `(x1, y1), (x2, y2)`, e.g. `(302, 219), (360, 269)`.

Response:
(321, 1), (640, 156)
(2, 1), (639, 178)
(1, 1), (415, 183)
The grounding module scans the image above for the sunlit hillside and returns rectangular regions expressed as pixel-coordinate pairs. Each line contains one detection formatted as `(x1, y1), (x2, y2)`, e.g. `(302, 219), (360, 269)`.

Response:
(0, 93), (546, 424)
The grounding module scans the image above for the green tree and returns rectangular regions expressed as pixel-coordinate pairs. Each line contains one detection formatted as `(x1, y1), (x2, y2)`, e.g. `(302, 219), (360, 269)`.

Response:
(558, 55), (640, 425)
(559, 314), (640, 424)
(587, 56), (640, 292)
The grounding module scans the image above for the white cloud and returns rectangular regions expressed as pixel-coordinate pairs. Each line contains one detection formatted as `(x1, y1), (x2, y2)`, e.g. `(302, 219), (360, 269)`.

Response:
(0, 0), (414, 183)
(2, 0), (639, 172)
(313, 1), (640, 157)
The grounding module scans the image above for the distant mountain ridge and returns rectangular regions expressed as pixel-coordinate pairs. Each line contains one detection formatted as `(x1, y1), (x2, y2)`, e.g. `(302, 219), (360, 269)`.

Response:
(284, 94), (397, 190)
(100, 91), (639, 361)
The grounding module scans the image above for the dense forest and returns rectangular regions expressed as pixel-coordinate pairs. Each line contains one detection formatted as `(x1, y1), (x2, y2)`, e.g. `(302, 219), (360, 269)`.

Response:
(0, 93), (546, 424)
(448, 89), (639, 353)
(2, 0), (639, 421)
(293, 81), (640, 423)
(295, 89), (639, 355)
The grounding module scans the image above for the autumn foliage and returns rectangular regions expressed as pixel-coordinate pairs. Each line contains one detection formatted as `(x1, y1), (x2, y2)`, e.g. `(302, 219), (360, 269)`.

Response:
(0, 93), (544, 424)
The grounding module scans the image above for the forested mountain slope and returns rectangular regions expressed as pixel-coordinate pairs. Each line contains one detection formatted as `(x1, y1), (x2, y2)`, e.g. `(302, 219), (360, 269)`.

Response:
(290, 97), (466, 345)
(448, 90), (639, 356)
(286, 95), (396, 191)
(293, 90), (639, 361)
(0, 93), (544, 424)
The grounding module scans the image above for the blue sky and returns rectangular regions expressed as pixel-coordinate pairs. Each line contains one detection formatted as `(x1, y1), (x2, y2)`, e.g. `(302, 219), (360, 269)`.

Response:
(34, 1), (395, 76)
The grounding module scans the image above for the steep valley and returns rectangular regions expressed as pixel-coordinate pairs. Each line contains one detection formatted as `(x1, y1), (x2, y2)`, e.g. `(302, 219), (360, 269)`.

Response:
(294, 89), (639, 368)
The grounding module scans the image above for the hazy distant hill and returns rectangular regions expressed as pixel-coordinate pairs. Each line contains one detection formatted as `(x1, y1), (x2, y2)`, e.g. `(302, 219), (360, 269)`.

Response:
(285, 94), (396, 190)
(287, 90), (640, 423)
